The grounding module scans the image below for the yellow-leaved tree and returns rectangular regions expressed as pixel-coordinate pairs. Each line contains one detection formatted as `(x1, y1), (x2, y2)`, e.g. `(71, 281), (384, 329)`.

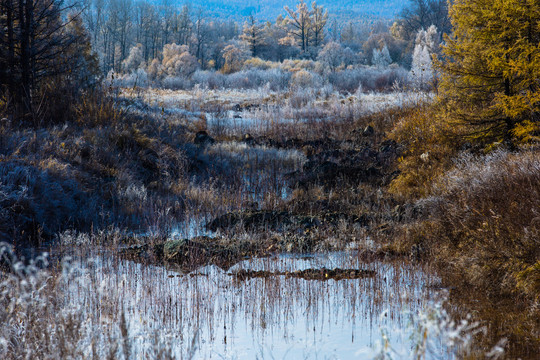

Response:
(437, 0), (540, 146)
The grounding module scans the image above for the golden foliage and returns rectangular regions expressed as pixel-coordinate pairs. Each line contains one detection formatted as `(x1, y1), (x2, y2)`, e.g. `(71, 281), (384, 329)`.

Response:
(436, 0), (540, 146)
(388, 103), (461, 200)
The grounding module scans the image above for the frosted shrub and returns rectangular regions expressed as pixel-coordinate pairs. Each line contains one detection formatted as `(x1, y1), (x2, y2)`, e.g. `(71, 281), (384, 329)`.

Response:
(147, 58), (162, 81)
(289, 87), (316, 108)
(191, 69), (290, 90)
(162, 43), (199, 78)
(114, 68), (149, 88)
(192, 70), (226, 89)
(221, 43), (250, 74)
(290, 69), (323, 89)
(122, 44), (145, 73)
(226, 68), (290, 90)
(329, 66), (408, 93)
(280, 59), (317, 72)
(161, 75), (192, 90)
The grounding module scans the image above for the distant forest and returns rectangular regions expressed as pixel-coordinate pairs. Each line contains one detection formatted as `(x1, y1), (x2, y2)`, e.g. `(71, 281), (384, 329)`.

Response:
(75, 0), (448, 75)
(164, 0), (405, 21)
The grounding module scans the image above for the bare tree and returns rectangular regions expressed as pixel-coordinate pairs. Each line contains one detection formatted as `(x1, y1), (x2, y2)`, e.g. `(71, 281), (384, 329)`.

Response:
(174, 4), (191, 46)
(192, 9), (209, 67)
(399, 0), (450, 41)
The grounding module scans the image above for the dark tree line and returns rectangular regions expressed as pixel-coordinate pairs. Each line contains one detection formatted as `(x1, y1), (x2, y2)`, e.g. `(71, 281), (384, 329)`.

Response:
(0, 0), (98, 125)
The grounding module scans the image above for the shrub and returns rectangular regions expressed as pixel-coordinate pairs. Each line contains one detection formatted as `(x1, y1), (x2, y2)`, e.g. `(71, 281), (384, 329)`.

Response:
(192, 70), (226, 89)
(162, 43), (199, 78)
(243, 57), (277, 70)
(389, 103), (459, 200)
(329, 66), (409, 93)
(161, 76), (192, 90)
(290, 70), (323, 89)
(416, 150), (540, 303)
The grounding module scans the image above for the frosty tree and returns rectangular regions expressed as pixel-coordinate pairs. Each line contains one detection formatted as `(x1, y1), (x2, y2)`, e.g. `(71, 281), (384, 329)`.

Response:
(372, 44), (392, 68)
(162, 43), (199, 78)
(122, 44), (145, 73)
(409, 25), (439, 90)
(317, 42), (356, 73)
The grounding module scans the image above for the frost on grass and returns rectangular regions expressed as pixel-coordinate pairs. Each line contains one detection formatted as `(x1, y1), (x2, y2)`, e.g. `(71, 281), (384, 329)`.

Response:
(0, 161), (98, 242)
(358, 297), (506, 360)
(0, 242), (175, 359)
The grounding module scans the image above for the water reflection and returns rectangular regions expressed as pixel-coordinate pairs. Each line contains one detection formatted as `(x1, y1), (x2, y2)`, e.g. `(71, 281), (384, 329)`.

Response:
(65, 252), (448, 359)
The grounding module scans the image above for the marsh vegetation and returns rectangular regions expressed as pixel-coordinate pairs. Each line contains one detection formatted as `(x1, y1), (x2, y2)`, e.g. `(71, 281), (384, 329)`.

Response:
(1, 0), (539, 358)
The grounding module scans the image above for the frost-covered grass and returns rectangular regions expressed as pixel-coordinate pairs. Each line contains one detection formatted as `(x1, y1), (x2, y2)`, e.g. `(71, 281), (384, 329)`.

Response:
(120, 86), (432, 140)
(0, 243), (177, 359)
(1, 241), (508, 359)
(0, 108), (189, 244)
(418, 150), (540, 301)
(207, 142), (306, 168)
(359, 300), (506, 359)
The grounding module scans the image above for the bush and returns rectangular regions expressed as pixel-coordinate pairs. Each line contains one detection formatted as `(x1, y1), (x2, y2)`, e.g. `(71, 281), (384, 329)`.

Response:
(389, 103), (459, 200)
(112, 69), (149, 88)
(161, 76), (192, 90)
(191, 69), (290, 91)
(329, 66), (409, 93)
(192, 70), (226, 89)
(243, 57), (277, 70)
(416, 150), (540, 303)
(290, 70), (323, 89)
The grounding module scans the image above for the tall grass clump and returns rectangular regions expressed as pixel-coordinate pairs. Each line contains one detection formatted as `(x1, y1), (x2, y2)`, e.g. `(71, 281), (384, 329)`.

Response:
(0, 243), (176, 359)
(414, 150), (540, 303)
(361, 299), (506, 360)
(0, 244), (87, 359)
(389, 103), (461, 200)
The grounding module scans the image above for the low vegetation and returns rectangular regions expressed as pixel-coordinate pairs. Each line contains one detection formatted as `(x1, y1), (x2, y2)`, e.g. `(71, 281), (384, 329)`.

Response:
(1, 0), (539, 358)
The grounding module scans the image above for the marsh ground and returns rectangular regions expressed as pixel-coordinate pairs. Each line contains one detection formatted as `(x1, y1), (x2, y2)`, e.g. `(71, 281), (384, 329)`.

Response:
(1, 87), (537, 359)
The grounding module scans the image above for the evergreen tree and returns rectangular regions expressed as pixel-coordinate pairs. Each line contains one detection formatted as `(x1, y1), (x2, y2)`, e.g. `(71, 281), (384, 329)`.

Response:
(0, 0), (98, 125)
(437, 0), (540, 145)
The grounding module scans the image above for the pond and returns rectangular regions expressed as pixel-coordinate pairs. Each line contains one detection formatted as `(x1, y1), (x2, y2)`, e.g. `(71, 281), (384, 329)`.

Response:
(63, 251), (459, 359)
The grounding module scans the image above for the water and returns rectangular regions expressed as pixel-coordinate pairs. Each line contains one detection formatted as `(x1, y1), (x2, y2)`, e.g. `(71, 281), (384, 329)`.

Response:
(63, 251), (451, 359)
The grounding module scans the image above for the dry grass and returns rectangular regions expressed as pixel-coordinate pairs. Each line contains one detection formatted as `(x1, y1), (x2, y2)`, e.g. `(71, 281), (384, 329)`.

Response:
(388, 102), (463, 200)
(405, 150), (540, 305)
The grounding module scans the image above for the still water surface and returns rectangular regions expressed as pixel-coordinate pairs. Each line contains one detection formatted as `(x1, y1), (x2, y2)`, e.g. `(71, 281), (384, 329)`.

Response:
(65, 252), (451, 359)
